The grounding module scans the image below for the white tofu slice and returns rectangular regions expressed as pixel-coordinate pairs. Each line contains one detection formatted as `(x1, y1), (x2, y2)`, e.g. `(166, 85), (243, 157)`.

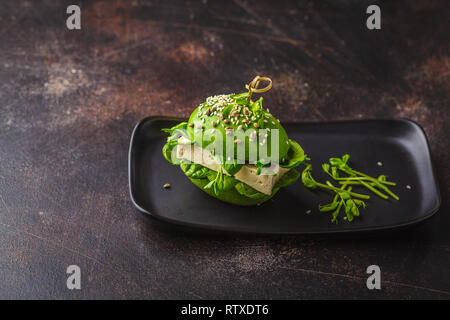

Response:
(176, 143), (289, 195)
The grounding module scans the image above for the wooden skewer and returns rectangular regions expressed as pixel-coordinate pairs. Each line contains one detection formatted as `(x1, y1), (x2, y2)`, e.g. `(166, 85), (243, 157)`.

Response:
(245, 76), (272, 102)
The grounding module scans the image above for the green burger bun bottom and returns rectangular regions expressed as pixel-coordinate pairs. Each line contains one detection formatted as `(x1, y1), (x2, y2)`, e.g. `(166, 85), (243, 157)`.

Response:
(187, 167), (300, 206)
(189, 177), (273, 206)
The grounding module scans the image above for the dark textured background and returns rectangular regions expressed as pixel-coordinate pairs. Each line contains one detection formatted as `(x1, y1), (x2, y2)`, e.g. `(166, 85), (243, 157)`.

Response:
(0, 0), (449, 299)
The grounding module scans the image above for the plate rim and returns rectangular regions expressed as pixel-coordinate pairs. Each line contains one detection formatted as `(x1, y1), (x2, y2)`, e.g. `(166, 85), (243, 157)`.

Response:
(128, 116), (442, 235)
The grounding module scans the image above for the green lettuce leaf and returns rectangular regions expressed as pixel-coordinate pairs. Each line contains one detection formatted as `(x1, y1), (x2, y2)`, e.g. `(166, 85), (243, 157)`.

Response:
(180, 161), (212, 179)
(162, 122), (188, 135)
(162, 122), (192, 165)
(162, 122), (191, 144)
(235, 168), (300, 199)
(274, 168), (300, 189)
(204, 167), (238, 193)
(218, 175), (238, 191)
(162, 139), (180, 165)
(223, 160), (244, 176)
(251, 97), (263, 112)
(235, 182), (267, 199)
(229, 92), (250, 106)
(281, 139), (307, 168)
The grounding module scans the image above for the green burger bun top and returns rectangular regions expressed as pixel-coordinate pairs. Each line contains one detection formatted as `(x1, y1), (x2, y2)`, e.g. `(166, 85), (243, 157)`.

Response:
(186, 93), (290, 163)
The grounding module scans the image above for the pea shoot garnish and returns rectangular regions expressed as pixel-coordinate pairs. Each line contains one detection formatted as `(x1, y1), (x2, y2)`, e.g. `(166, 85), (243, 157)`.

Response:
(323, 154), (399, 200)
(302, 154), (399, 223)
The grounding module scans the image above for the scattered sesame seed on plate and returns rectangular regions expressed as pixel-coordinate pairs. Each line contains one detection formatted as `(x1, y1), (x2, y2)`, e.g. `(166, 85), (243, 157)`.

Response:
(306, 210), (311, 214)
(163, 183), (171, 189)
(406, 185), (412, 189)
(377, 161), (383, 166)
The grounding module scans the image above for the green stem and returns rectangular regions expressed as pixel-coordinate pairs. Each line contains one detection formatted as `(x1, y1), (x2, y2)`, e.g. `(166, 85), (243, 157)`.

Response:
(350, 170), (397, 186)
(329, 175), (396, 186)
(324, 168), (396, 186)
(332, 200), (344, 223)
(340, 181), (349, 190)
(376, 183), (400, 200)
(338, 186), (352, 203)
(379, 181), (396, 186)
(347, 169), (399, 200)
(315, 181), (370, 199)
(351, 169), (373, 178)
(339, 181), (375, 186)
(359, 180), (389, 200)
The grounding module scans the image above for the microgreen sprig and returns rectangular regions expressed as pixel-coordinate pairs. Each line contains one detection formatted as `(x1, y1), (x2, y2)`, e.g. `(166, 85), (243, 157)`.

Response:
(301, 154), (400, 223)
(204, 165), (224, 196)
(302, 165), (368, 223)
(322, 154), (399, 200)
(302, 165), (370, 200)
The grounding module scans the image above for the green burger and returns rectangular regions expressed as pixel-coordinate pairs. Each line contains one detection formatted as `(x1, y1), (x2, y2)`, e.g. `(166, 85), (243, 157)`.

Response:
(162, 76), (307, 206)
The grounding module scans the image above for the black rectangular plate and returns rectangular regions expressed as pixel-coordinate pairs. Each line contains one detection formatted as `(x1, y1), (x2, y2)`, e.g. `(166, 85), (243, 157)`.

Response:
(129, 117), (441, 234)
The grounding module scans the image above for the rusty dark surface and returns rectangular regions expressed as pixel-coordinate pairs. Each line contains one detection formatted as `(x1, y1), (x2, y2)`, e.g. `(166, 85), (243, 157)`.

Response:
(0, 0), (449, 299)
